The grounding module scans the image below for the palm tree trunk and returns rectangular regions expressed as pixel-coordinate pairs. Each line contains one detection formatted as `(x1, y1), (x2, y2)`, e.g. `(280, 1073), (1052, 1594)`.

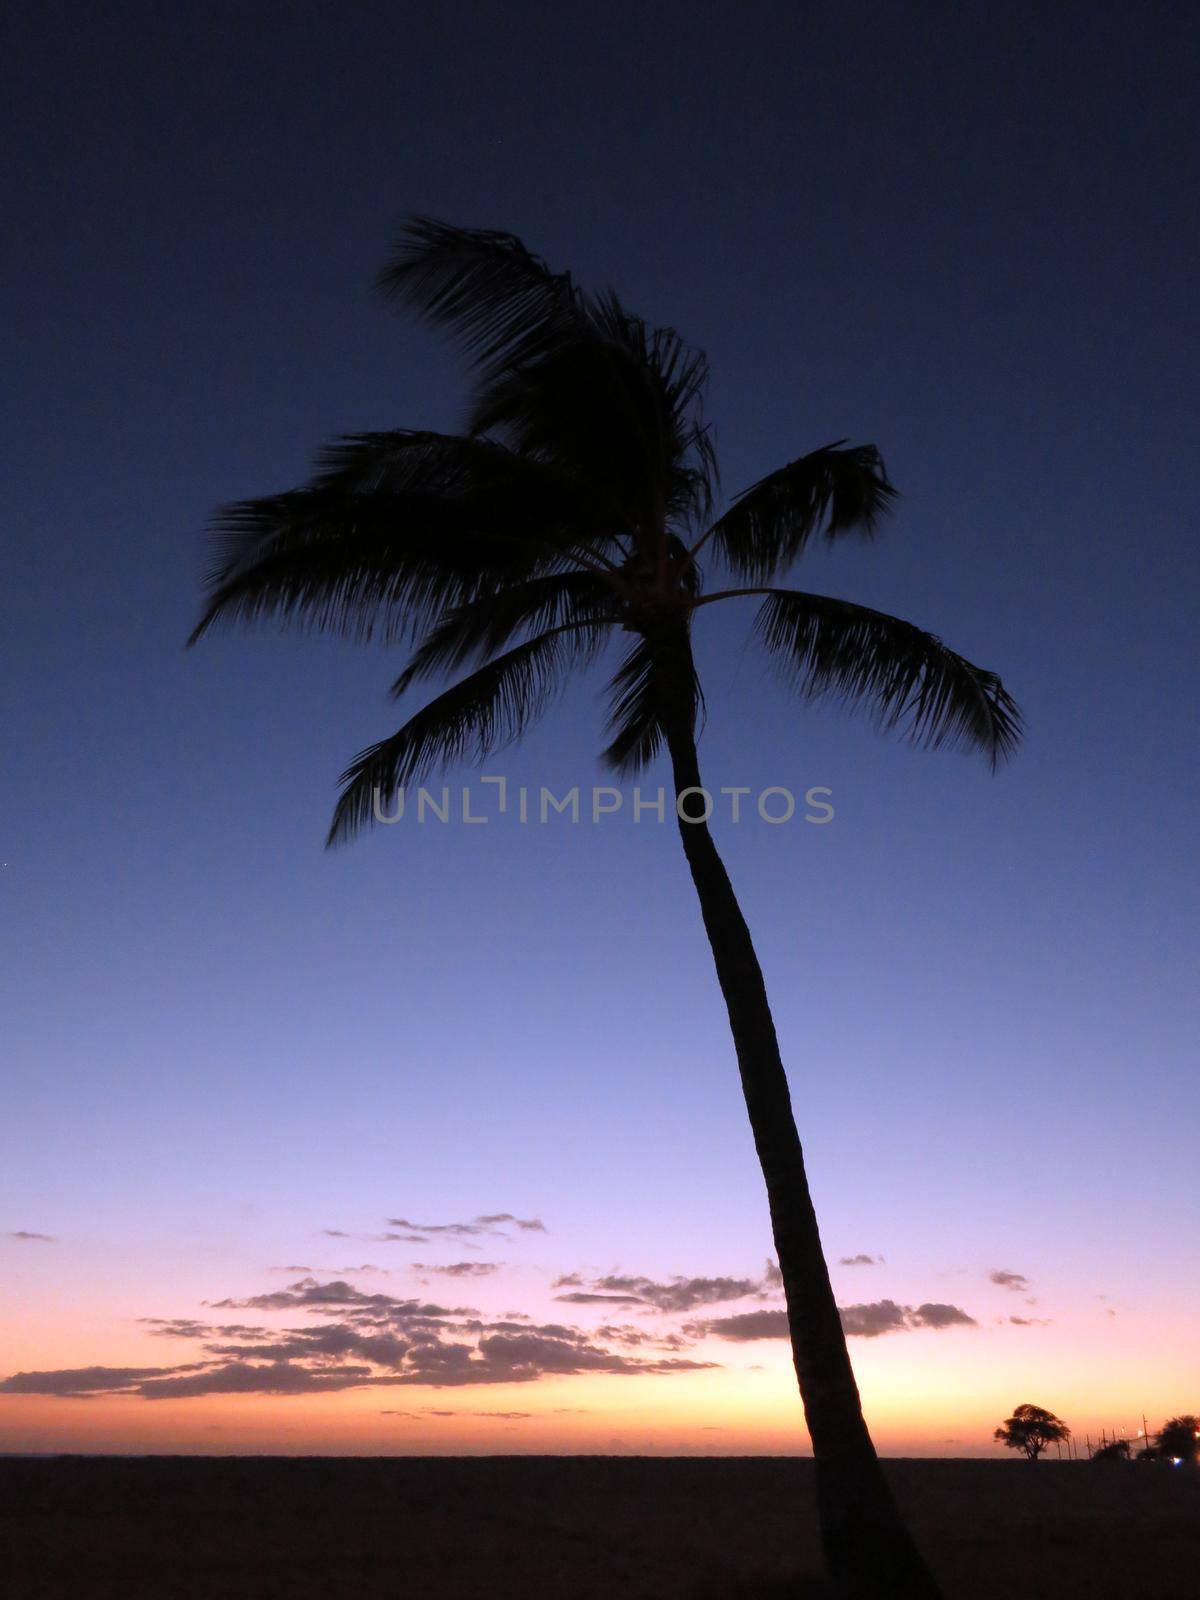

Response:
(660, 705), (943, 1599)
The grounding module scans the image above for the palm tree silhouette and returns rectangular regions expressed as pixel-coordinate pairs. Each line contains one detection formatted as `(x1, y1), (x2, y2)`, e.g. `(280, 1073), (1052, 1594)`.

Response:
(192, 219), (1020, 1597)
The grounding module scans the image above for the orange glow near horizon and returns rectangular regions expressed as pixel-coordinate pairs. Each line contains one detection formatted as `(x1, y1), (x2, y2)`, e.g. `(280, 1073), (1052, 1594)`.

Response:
(3, 1293), (1193, 1459)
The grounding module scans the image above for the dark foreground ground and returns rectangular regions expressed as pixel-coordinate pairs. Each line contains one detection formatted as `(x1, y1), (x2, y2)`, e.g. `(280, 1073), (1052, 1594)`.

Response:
(2, 1456), (1196, 1598)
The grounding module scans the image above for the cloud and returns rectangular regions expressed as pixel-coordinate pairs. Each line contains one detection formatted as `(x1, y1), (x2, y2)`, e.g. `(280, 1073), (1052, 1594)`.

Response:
(142, 1362), (382, 1399)
(204, 1325), (413, 1370)
(323, 1229), (428, 1245)
(384, 1407), (531, 1420)
(684, 1310), (791, 1342)
(838, 1300), (911, 1338)
(475, 1214), (547, 1234)
(595, 1324), (690, 1351)
(690, 1299), (977, 1342)
(908, 1303), (977, 1331)
(7, 1231), (56, 1243)
(555, 1273), (762, 1314)
(387, 1214), (545, 1240)
(554, 1292), (645, 1306)
(989, 1270), (1030, 1293)
(838, 1254), (883, 1267)
(3, 1267), (718, 1402)
(207, 1277), (468, 1320)
(140, 1319), (270, 1340)
(0, 1366), (187, 1397)
(1007, 1315), (1050, 1327)
(412, 1262), (501, 1278)
(762, 1260), (782, 1287)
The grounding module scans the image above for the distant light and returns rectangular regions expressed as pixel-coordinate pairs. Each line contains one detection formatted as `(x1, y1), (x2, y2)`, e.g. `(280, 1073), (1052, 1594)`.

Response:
(1172, 1457), (1183, 1467)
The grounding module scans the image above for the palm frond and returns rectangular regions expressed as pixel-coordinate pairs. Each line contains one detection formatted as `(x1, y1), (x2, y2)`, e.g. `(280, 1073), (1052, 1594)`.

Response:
(751, 589), (1022, 766)
(378, 216), (588, 379)
(601, 634), (705, 775)
(700, 444), (897, 581)
(466, 296), (716, 537)
(466, 333), (657, 527)
(328, 622), (612, 844)
(601, 636), (664, 775)
(190, 432), (609, 645)
(392, 572), (619, 695)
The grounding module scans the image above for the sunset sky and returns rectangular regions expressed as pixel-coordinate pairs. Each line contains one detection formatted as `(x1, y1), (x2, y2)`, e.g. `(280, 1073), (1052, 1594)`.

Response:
(2, 4), (1195, 1457)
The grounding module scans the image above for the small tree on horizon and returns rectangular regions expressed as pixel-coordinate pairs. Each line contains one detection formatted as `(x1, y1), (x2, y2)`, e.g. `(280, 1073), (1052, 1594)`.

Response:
(1092, 1438), (1131, 1462)
(994, 1404), (1071, 1460)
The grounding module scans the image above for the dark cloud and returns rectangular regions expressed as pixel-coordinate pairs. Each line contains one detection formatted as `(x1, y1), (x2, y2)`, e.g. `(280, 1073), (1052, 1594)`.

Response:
(908, 1303), (977, 1331)
(207, 1276), (467, 1320)
(555, 1273), (761, 1314)
(838, 1254), (883, 1267)
(3, 1266), (718, 1401)
(684, 1310), (791, 1342)
(392, 1330), (713, 1386)
(140, 1319), (270, 1340)
(7, 1231), (56, 1243)
(690, 1299), (977, 1341)
(204, 1325), (413, 1369)
(139, 1318), (214, 1340)
(1007, 1315), (1050, 1327)
(0, 1366), (187, 1397)
(989, 1270), (1030, 1293)
(594, 1324), (691, 1352)
(139, 1361), (376, 1399)
(838, 1301), (911, 1338)
(554, 1292), (645, 1306)
(763, 1260), (782, 1287)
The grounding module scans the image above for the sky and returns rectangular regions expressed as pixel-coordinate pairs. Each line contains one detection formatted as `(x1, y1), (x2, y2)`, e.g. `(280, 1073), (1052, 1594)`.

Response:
(1, 1), (1196, 1457)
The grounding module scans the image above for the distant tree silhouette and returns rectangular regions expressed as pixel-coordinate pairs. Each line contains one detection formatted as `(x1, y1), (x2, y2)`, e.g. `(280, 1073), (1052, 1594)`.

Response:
(994, 1404), (1071, 1460)
(1156, 1415), (1200, 1463)
(193, 219), (1021, 1598)
(1092, 1438), (1131, 1461)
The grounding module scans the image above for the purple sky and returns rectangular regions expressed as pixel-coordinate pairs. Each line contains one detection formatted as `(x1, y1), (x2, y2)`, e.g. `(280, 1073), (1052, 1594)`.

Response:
(1, 3), (1196, 1451)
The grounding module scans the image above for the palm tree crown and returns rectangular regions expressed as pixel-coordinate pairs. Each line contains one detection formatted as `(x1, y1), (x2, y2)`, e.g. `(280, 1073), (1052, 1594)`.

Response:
(191, 216), (1021, 839)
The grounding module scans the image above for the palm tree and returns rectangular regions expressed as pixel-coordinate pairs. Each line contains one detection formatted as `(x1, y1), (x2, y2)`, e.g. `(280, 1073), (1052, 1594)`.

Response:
(192, 219), (1020, 1597)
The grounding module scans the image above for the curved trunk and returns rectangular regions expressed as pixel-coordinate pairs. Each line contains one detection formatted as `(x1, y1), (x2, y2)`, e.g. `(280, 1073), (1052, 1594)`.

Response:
(656, 639), (942, 1597)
